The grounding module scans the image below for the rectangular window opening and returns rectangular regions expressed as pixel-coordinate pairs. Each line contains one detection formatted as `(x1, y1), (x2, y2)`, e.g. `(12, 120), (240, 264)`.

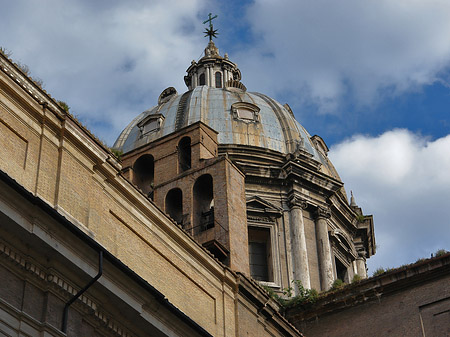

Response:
(248, 227), (273, 282)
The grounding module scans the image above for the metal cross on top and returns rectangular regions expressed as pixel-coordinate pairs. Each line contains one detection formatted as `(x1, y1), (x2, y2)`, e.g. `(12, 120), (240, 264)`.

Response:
(203, 13), (218, 41)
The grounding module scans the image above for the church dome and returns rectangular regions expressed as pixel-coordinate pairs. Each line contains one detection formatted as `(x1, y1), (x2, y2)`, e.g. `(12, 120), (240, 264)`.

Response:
(115, 86), (318, 155)
(113, 41), (337, 177)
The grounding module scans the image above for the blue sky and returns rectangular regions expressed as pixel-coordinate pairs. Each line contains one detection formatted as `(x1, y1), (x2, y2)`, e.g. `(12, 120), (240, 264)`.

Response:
(1, 0), (449, 275)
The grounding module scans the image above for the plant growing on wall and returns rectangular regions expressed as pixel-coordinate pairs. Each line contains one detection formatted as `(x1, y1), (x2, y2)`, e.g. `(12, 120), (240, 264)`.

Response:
(263, 280), (319, 308)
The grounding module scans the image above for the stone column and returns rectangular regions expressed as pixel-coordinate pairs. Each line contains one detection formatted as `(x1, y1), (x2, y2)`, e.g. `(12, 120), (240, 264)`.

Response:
(209, 65), (214, 87)
(356, 251), (367, 278)
(193, 73), (197, 88)
(205, 66), (210, 86)
(289, 198), (311, 291)
(223, 68), (228, 86)
(315, 206), (334, 291)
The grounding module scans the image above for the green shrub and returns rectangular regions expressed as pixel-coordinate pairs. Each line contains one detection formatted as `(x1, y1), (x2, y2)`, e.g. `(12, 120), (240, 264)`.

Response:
(110, 148), (123, 160)
(263, 281), (319, 308)
(352, 274), (362, 283)
(57, 100), (70, 112)
(0, 47), (12, 57)
(331, 278), (345, 290)
(356, 214), (365, 222)
(434, 249), (448, 257)
(372, 267), (385, 277)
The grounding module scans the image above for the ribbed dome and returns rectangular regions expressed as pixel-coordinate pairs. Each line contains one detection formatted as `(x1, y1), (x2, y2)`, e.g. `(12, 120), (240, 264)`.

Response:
(114, 86), (323, 159)
(113, 40), (342, 177)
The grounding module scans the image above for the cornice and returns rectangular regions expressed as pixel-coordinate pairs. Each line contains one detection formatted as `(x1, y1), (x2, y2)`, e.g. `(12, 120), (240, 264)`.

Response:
(286, 253), (450, 322)
(0, 240), (136, 337)
(0, 53), (64, 119)
(283, 160), (343, 196)
(0, 53), (120, 172)
(236, 273), (304, 337)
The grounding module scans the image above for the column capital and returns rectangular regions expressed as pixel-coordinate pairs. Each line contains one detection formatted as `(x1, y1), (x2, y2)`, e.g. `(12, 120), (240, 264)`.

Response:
(357, 248), (367, 259)
(289, 196), (308, 210)
(315, 206), (331, 219)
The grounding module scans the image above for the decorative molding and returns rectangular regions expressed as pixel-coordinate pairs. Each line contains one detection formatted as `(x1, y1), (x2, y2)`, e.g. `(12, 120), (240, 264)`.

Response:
(0, 55), (64, 118)
(158, 87), (177, 105)
(0, 240), (136, 337)
(247, 215), (275, 223)
(288, 196), (308, 210)
(332, 247), (352, 266)
(329, 228), (357, 258)
(315, 206), (331, 220)
(231, 102), (260, 122)
(356, 248), (367, 259)
(137, 113), (164, 137)
(246, 195), (282, 215)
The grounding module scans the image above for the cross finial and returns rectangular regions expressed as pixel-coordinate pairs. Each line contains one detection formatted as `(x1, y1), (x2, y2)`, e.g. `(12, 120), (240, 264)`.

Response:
(203, 13), (218, 41)
(203, 13), (217, 28)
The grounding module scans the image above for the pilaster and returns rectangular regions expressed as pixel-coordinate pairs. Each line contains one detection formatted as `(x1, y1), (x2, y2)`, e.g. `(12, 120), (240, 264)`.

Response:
(206, 66), (210, 86)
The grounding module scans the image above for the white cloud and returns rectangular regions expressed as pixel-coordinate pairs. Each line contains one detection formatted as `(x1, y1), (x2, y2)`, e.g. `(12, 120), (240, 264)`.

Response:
(238, 0), (450, 112)
(3, 0), (450, 143)
(0, 0), (207, 144)
(329, 129), (450, 273)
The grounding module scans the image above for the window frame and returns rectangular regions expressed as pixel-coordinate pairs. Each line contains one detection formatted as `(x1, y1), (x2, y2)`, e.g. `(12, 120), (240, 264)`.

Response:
(247, 222), (281, 288)
(231, 102), (260, 123)
(137, 113), (164, 138)
(199, 73), (206, 86)
(215, 71), (222, 88)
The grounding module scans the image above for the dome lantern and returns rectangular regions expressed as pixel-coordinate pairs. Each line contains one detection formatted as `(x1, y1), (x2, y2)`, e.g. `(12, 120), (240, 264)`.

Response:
(183, 40), (243, 90)
(184, 13), (243, 90)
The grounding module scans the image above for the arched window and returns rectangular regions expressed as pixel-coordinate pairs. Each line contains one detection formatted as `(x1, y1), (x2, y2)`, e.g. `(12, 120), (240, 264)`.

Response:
(199, 73), (206, 86)
(178, 137), (191, 172)
(193, 174), (214, 232)
(133, 154), (154, 199)
(215, 72), (222, 88)
(165, 188), (183, 225)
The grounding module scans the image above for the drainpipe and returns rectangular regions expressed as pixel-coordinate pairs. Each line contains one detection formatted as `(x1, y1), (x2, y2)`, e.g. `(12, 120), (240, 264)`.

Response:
(62, 250), (103, 333)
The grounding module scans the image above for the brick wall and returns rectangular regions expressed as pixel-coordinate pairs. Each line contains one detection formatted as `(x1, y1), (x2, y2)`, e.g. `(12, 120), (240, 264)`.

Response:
(286, 254), (450, 337)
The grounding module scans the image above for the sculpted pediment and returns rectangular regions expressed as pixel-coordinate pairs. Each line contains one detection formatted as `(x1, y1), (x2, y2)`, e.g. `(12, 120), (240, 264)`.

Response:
(246, 196), (281, 215)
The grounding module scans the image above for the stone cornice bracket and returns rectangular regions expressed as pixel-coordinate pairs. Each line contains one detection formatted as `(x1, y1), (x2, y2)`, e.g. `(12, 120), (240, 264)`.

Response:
(315, 206), (331, 220)
(40, 101), (48, 123)
(288, 196), (308, 210)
